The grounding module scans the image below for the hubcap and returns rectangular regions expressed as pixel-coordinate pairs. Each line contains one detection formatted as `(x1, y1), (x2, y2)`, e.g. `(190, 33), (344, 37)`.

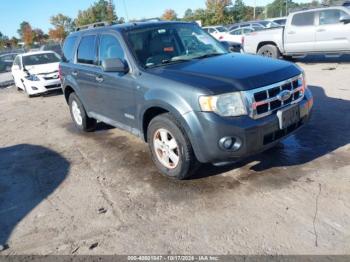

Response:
(72, 100), (83, 126)
(153, 128), (179, 169)
(262, 50), (273, 57)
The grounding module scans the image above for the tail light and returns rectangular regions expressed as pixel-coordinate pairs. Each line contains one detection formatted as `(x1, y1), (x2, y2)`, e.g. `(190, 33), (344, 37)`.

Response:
(241, 36), (245, 46)
(58, 64), (62, 81)
(219, 36), (224, 40)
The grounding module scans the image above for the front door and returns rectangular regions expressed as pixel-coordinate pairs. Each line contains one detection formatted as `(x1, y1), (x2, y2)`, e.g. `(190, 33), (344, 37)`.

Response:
(95, 33), (137, 130)
(284, 11), (317, 53)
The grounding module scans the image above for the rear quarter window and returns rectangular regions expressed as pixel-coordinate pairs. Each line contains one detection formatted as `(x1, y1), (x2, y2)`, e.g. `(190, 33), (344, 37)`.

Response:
(291, 12), (315, 26)
(62, 36), (78, 63)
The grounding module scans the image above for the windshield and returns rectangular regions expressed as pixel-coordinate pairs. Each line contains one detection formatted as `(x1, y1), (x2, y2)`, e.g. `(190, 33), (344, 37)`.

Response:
(126, 23), (227, 68)
(23, 53), (60, 66)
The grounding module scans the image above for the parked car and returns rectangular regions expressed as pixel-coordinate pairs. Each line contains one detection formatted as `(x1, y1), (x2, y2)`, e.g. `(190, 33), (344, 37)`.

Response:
(228, 20), (280, 31)
(40, 43), (63, 57)
(267, 17), (287, 26)
(60, 21), (313, 180)
(243, 6), (350, 59)
(202, 25), (231, 41)
(12, 51), (61, 97)
(229, 27), (255, 44)
(0, 53), (19, 72)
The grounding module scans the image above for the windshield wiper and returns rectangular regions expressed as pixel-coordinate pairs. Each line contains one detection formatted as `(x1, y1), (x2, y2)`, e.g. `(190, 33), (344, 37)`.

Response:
(193, 53), (224, 60)
(161, 58), (191, 64)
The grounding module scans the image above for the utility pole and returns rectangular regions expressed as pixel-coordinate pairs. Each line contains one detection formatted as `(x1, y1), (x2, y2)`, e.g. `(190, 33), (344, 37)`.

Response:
(122, 0), (129, 22)
(254, 0), (257, 20)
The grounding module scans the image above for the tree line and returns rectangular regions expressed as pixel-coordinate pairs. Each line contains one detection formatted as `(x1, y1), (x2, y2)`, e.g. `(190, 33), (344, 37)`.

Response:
(0, 0), (340, 50)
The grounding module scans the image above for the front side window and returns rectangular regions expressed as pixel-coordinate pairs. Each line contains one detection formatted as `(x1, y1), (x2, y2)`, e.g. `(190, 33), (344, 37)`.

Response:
(292, 12), (315, 26)
(22, 53), (61, 66)
(126, 23), (227, 68)
(242, 28), (254, 34)
(77, 35), (97, 65)
(99, 34), (125, 65)
(319, 9), (347, 25)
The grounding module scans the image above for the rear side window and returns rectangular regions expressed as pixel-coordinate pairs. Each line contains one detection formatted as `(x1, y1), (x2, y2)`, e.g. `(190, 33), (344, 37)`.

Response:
(98, 34), (125, 65)
(77, 35), (97, 65)
(292, 12), (315, 26)
(319, 9), (347, 25)
(62, 36), (77, 62)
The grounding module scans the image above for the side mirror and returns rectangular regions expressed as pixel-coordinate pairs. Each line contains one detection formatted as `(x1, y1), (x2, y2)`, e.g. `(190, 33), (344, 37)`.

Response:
(340, 15), (350, 24)
(102, 58), (129, 73)
(220, 41), (232, 52)
(12, 65), (20, 71)
(221, 41), (242, 53)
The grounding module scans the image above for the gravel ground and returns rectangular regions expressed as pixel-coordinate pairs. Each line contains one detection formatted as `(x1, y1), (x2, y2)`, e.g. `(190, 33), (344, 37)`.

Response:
(0, 59), (349, 255)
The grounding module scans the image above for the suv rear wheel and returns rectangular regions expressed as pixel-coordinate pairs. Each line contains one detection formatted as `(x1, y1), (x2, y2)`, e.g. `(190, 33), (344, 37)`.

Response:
(258, 44), (280, 59)
(147, 113), (199, 180)
(69, 93), (97, 132)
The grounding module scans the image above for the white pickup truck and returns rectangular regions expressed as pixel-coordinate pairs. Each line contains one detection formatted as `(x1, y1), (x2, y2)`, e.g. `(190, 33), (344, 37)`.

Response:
(243, 6), (350, 59)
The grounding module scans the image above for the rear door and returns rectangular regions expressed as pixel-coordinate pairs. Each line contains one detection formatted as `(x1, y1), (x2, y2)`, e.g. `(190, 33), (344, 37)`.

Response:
(75, 34), (101, 113)
(284, 11), (317, 53)
(315, 8), (350, 52)
(95, 33), (137, 129)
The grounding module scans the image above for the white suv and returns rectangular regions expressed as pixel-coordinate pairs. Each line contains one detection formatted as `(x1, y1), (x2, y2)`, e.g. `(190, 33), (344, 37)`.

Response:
(12, 51), (61, 97)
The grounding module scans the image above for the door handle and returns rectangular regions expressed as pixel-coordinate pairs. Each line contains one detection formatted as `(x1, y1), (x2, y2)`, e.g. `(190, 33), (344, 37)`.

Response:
(72, 71), (78, 76)
(317, 28), (326, 32)
(287, 31), (296, 34)
(95, 75), (104, 83)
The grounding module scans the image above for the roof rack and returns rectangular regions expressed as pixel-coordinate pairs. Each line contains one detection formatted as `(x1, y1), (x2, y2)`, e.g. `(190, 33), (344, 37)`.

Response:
(132, 18), (162, 23)
(75, 21), (113, 31)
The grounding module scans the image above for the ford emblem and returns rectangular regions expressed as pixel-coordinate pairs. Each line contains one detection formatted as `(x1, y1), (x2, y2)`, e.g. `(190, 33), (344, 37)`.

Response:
(277, 90), (292, 102)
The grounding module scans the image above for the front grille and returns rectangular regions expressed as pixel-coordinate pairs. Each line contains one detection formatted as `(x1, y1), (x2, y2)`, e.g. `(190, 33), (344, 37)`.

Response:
(244, 75), (305, 119)
(45, 83), (61, 89)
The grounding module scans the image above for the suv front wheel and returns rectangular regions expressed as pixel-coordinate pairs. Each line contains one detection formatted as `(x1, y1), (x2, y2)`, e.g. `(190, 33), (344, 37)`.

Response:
(147, 113), (199, 180)
(69, 93), (97, 132)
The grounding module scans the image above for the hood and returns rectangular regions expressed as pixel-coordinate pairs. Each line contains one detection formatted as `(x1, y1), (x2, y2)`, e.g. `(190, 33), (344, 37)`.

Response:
(147, 53), (301, 94)
(24, 62), (59, 75)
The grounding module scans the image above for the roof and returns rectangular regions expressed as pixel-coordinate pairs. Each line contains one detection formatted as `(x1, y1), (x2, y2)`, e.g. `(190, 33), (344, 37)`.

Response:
(69, 21), (194, 36)
(19, 51), (57, 57)
(290, 5), (349, 13)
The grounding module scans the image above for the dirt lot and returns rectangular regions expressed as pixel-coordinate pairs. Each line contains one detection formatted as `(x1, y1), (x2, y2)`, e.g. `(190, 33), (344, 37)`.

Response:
(0, 58), (350, 255)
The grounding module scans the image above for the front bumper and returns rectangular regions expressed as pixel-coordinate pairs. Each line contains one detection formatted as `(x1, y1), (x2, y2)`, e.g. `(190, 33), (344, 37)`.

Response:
(23, 78), (61, 95)
(185, 88), (313, 163)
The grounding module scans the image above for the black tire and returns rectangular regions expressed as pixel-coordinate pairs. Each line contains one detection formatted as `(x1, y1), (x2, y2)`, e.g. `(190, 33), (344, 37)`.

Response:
(258, 44), (280, 59)
(68, 92), (97, 132)
(147, 113), (200, 180)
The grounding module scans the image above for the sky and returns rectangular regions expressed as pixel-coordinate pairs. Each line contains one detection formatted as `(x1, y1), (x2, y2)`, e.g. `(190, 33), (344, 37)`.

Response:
(0, 0), (309, 38)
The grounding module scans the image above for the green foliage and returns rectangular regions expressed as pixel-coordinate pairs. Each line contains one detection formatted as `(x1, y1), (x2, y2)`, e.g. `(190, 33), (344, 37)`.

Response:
(50, 13), (75, 33)
(75, 0), (123, 26)
(17, 21), (30, 38)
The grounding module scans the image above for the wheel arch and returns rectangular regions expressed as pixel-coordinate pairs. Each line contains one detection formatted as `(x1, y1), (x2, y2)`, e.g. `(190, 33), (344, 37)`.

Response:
(142, 101), (193, 138)
(257, 41), (279, 53)
(63, 85), (75, 104)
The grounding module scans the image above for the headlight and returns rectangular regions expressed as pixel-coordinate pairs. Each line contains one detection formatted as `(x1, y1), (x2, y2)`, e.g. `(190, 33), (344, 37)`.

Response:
(25, 74), (40, 81)
(199, 92), (247, 117)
